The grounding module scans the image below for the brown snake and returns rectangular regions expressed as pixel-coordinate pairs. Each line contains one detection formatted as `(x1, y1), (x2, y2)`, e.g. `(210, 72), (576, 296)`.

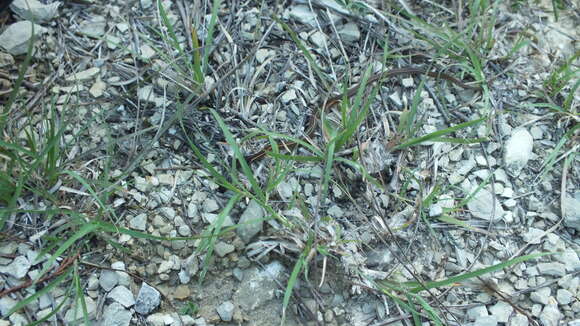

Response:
(246, 67), (483, 162)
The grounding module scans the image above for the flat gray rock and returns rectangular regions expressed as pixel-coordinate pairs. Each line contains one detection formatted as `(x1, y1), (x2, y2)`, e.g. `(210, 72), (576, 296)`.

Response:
(237, 200), (264, 243)
(338, 23), (360, 42)
(10, 0), (60, 23)
(562, 192), (580, 231)
(129, 213), (147, 231)
(233, 261), (285, 311)
(101, 302), (132, 326)
(0, 256), (30, 279)
(0, 297), (17, 317)
(108, 286), (135, 308)
(488, 301), (512, 323)
(539, 303), (562, 326)
(537, 262), (566, 277)
(79, 16), (106, 38)
(0, 21), (47, 55)
(135, 283), (161, 315)
(100, 270), (119, 292)
(214, 242), (235, 257)
(467, 188), (504, 221)
(472, 315), (498, 326)
(216, 301), (234, 322)
(287, 5), (318, 27)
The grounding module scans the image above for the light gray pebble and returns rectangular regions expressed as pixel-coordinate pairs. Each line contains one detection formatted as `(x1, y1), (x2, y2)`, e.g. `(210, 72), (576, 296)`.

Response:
(522, 228), (544, 244)
(467, 306), (488, 320)
(237, 200), (264, 243)
(309, 31), (327, 48)
(472, 315), (498, 326)
(100, 270), (119, 292)
(562, 192), (580, 231)
(530, 287), (551, 305)
(129, 213), (147, 231)
(178, 224), (191, 236)
(529, 125), (543, 139)
(429, 204), (443, 217)
(280, 89), (296, 104)
(467, 188), (505, 221)
(0, 256), (30, 279)
(135, 283), (161, 315)
(556, 289), (573, 305)
(203, 199), (219, 213)
(214, 242), (235, 257)
(537, 262), (566, 277)
(277, 181), (294, 200)
(338, 22), (360, 42)
(108, 286), (135, 308)
(157, 260), (174, 274)
(508, 314), (529, 326)
(146, 313), (173, 326)
(504, 128), (533, 177)
(203, 213), (234, 227)
(489, 301), (513, 323)
(233, 268), (244, 281)
(539, 302), (562, 326)
(304, 183), (313, 197)
(0, 297), (17, 317)
(159, 207), (176, 220)
(101, 302), (132, 326)
(187, 202), (199, 221)
(216, 301), (234, 322)
(10, 313), (29, 325)
(327, 205), (344, 218)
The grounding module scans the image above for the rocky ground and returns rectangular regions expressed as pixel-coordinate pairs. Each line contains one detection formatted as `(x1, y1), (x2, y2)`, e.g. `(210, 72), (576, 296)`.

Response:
(0, 0), (578, 325)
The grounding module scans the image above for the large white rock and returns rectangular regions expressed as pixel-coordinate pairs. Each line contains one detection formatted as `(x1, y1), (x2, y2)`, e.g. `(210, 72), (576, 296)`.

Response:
(503, 128), (533, 177)
(0, 21), (47, 55)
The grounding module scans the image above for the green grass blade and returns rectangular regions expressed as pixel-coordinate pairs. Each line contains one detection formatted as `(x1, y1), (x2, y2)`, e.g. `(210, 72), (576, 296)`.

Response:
(210, 109), (265, 201)
(406, 251), (555, 293)
(281, 234), (313, 325)
(202, 0), (221, 74)
(392, 116), (487, 150)
(73, 265), (91, 326)
(34, 223), (98, 282)
(197, 193), (241, 283)
(7, 266), (73, 316)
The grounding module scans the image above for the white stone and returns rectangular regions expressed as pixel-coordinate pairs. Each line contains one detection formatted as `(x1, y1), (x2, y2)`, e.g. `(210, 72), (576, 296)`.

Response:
(255, 48), (272, 64)
(338, 23), (360, 42)
(66, 67), (100, 82)
(562, 192), (580, 231)
(0, 21), (47, 55)
(101, 302), (132, 326)
(467, 188), (505, 221)
(157, 260), (174, 274)
(203, 199), (219, 213)
(129, 213), (147, 231)
(0, 256), (31, 279)
(287, 5), (318, 27)
(281, 89), (297, 103)
(140, 44), (156, 59)
(503, 128), (533, 177)
(108, 286), (135, 308)
(10, 0), (60, 23)
(79, 16), (106, 38)
(89, 78), (106, 97)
